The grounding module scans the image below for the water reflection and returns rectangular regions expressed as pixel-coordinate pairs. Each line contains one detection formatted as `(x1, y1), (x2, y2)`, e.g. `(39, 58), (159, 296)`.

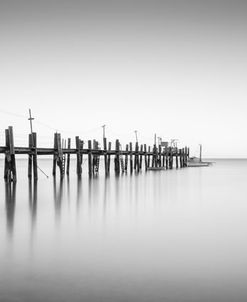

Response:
(5, 182), (16, 238)
(29, 180), (37, 231)
(53, 178), (64, 223)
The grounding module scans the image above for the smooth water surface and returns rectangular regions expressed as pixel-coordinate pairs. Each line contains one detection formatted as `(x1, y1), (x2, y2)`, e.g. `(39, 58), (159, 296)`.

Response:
(1, 159), (247, 302)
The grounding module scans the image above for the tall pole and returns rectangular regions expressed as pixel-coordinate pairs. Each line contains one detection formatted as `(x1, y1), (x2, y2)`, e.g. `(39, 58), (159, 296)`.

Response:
(28, 109), (34, 135)
(134, 130), (138, 143)
(102, 124), (106, 142)
(199, 144), (202, 162)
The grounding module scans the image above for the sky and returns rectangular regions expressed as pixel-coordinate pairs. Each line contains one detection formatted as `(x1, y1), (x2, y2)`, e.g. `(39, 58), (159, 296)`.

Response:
(0, 0), (247, 157)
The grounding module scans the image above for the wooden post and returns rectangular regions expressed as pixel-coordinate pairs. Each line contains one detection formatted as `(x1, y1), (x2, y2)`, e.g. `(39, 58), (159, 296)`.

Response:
(144, 144), (148, 171)
(88, 140), (92, 177)
(185, 146), (188, 167)
(115, 139), (120, 174)
(158, 144), (162, 167)
(107, 142), (111, 175)
(140, 144), (143, 170)
(52, 133), (58, 177)
(175, 147), (179, 169)
(152, 145), (157, 168)
(181, 148), (184, 168)
(166, 147), (169, 169)
(162, 149), (165, 167)
(66, 138), (71, 175)
(103, 137), (108, 176)
(76, 136), (82, 177)
(129, 142), (133, 173)
(147, 146), (151, 168)
(94, 140), (100, 174)
(179, 149), (182, 168)
(169, 147), (173, 169)
(57, 133), (64, 178)
(134, 142), (139, 172)
(125, 144), (128, 172)
(32, 132), (38, 180)
(28, 133), (32, 179)
(92, 140), (96, 175)
(4, 127), (17, 182)
(9, 127), (16, 182)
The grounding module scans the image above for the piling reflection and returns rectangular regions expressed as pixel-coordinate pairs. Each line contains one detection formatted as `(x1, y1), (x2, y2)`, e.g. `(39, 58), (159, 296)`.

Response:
(53, 178), (64, 223)
(29, 180), (37, 231)
(5, 182), (16, 238)
(76, 177), (82, 213)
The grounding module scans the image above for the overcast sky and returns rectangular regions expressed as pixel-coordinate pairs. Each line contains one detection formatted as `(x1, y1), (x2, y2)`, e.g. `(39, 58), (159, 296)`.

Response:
(0, 0), (247, 157)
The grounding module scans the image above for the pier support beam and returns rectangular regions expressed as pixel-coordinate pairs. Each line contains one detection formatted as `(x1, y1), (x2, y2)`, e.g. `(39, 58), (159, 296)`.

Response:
(4, 126), (16, 182)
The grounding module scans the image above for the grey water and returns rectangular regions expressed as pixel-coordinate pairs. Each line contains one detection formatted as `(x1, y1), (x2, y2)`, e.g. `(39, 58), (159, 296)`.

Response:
(1, 159), (247, 302)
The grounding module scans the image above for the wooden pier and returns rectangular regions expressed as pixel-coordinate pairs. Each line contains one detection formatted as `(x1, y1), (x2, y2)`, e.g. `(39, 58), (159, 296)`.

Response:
(1, 126), (189, 182)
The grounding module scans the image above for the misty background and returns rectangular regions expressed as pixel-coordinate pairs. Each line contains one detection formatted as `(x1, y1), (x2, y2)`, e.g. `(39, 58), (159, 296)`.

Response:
(0, 0), (246, 158)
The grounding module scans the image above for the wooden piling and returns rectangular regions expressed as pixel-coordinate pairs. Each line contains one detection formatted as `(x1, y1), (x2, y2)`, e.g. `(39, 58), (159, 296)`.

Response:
(103, 137), (108, 176)
(134, 142), (139, 172)
(28, 134), (32, 179)
(115, 139), (120, 174)
(4, 127), (16, 182)
(147, 146), (151, 168)
(107, 142), (111, 175)
(32, 132), (38, 180)
(76, 136), (82, 177)
(175, 147), (179, 169)
(165, 147), (169, 169)
(129, 142), (133, 173)
(144, 144), (148, 171)
(52, 133), (58, 177)
(88, 140), (92, 177)
(125, 144), (128, 172)
(158, 144), (162, 167)
(66, 138), (71, 175)
(140, 144), (143, 170)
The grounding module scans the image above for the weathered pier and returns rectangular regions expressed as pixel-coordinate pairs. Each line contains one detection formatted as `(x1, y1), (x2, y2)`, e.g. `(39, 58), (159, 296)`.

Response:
(1, 126), (189, 182)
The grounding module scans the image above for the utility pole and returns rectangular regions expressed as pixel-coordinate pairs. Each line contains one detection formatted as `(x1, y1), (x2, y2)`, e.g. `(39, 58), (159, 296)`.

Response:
(134, 130), (138, 143)
(102, 125), (106, 148)
(199, 144), (202, 162)
(28, 109), (34, 135)
(102, 125), (106, 139)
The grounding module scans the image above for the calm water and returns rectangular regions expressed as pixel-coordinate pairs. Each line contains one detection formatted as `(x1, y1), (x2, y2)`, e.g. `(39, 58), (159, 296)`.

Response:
(1, 159), (247, 302)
